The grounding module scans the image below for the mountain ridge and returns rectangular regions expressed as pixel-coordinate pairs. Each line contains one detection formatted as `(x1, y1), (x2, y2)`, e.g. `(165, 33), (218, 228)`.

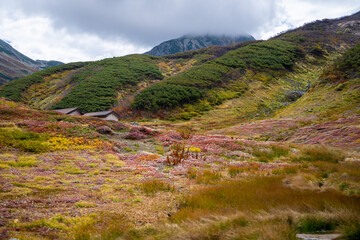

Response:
(145, 34), (255, 56)
(0, 39), (64, 85)
(0, 11), (359, 121)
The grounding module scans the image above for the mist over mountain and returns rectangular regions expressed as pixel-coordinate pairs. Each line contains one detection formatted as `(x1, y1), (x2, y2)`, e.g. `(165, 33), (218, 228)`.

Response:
(145, 34), (255, 56)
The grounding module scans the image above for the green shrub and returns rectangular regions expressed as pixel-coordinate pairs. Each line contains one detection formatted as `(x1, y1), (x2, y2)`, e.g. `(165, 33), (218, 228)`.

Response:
(16, 140), (49, 153)
(52, 55), (163, 112)
(132, 83), (203, 111)
(165, 63), (231, 88)
(0, 128), (49, 153)
(297, 216), (336, 233)
(342, 222), (360, 240)
(320, 43), (360, 83)
(0, 62), (87, 101)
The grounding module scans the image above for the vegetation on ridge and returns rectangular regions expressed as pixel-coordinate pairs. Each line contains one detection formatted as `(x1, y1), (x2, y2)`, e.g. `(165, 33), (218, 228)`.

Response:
(52, 55), (163, 112)
(0, 62), (87, 101)
(132, 39), (301, 112)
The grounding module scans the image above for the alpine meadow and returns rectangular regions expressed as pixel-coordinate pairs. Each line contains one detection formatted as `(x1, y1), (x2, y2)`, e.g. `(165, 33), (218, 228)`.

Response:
(0, 9), (360, 240)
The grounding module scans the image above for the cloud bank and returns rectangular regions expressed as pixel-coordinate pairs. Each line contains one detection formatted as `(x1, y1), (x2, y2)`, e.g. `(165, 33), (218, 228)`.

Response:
(0, 0), (358, 62)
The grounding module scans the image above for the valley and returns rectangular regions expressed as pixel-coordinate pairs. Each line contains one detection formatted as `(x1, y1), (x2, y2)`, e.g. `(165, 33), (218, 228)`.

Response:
(0, 11), (359, 240)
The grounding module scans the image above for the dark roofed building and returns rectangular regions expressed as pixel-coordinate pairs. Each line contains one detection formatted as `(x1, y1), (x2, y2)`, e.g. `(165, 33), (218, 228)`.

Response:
(83, 111), (120, 121)
(53, 107), (83, 116)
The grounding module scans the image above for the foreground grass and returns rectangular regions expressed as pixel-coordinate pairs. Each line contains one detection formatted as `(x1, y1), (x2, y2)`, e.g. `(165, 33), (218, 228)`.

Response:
(127, 176), (359, 240)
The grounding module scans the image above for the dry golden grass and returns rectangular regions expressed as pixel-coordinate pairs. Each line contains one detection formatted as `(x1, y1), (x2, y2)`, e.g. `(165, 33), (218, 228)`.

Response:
(173, 176), (360, 222)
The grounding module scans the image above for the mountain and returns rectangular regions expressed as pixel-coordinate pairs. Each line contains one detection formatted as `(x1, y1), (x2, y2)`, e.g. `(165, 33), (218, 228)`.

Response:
(0, 39), (64, 85)
(0, 11), (359, 120)
(144, 34), (255, 56)
(1, 12), (360, 240)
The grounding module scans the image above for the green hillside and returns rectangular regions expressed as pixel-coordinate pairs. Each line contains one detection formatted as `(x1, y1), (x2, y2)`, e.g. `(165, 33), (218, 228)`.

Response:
(276, 43), (360, 120)
(0, 11), (359, 119)
(0, 55), (163, 113)
(132, 39), (302, 113)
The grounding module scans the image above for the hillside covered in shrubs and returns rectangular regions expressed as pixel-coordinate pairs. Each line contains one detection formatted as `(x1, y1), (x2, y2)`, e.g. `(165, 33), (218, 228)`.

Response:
(1, 12), (359, 121)
(0, 11), (360, 240)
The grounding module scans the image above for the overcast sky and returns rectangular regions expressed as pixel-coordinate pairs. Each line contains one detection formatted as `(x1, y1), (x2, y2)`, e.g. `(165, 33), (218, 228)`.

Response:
(0, 0), (358, 63)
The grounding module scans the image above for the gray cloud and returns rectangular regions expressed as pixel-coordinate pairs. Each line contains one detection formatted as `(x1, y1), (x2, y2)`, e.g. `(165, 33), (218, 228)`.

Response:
(9, 0), (278, 47)
(0, 0), (359, 62)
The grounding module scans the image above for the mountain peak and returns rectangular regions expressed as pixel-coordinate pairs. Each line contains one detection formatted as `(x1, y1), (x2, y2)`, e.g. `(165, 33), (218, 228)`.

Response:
(145, 34), (255, 56)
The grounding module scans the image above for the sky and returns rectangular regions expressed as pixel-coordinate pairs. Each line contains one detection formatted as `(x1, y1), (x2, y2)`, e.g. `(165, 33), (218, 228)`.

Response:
(0, 0), (359, 63)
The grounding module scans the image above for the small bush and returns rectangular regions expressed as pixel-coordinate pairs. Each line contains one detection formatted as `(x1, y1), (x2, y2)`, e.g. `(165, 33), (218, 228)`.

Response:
(96, 125), (114, 135)
(299, 145), (345, 163)
(166, 142), (189, 165)
(111, 122), (129, 131)
(138, 179), (173, 194)
(297, 216), (336, 233)
(74, 201), (97, 208)
(342, 222), (360, 240)
(124, 128), (148, 140)
(178, 128), (193, 139)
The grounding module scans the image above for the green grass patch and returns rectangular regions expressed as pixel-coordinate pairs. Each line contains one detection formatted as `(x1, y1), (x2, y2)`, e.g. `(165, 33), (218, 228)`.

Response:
(0, 128), (49, 153)
(74, 201), (97, 208)
(252, 145), (290, 162)
(195, 170), (222, 184)
(297, 216), (336, 233)
(298, 145), (345, 163)
(7, 156), (41, 167)
(342, 222), (360, 240)
(63, 166), (86, 175)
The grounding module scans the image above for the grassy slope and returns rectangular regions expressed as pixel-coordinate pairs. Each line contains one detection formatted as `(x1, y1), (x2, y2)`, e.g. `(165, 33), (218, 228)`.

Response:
(132, 39), (302, 115)
(0, 55), (163, 113)
(199, 44), (360, 149)
(276, 43), (360, 119)
(0, 43), (235, 113)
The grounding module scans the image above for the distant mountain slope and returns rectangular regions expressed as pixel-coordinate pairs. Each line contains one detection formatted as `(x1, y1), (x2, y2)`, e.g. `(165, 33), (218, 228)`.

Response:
(0, 39), (63, 84)
(0, 55), (163, 113)
(145, 34), (255, 56)
(1, 11), (359, 120)
(133, 11), (360, 119)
